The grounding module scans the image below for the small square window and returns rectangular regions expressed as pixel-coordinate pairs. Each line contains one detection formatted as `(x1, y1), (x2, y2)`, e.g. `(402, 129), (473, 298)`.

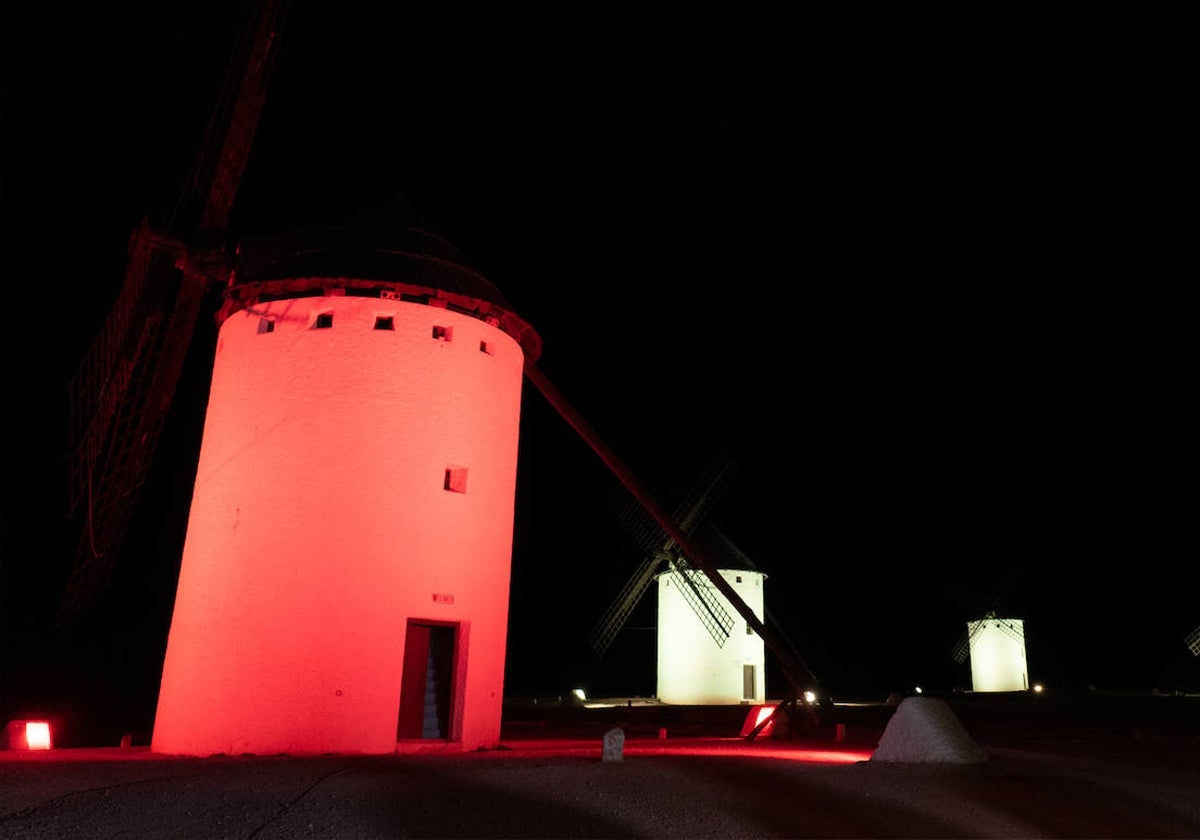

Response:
(257, 318), (275, 334)
(315, 313), (334, 329)
(735, 575), (743, 583)
(479, 340), (493, 355)
(444, 465), (468, 493)
(432, 325), (452, 341)
(374, 316), (395, 330)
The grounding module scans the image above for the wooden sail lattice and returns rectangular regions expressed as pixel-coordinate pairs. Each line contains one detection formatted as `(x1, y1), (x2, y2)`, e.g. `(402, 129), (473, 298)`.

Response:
(587, 454), (737, 657)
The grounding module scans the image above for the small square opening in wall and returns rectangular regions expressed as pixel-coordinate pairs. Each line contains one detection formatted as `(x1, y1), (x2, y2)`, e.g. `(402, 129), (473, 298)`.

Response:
(444, 466), (468, 493)
(374, 316), (395, 330)
(479, 340), (493, 355)
(257, 317), (275, 334)
(315, 312), (334, 329)
(432, 325), (452, 341)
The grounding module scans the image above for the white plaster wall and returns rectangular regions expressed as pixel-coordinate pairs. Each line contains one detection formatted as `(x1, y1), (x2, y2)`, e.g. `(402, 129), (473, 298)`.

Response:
(656, 569), (766, 705)
(968, 618), (1028, 692)
(152, 297), (526, 755)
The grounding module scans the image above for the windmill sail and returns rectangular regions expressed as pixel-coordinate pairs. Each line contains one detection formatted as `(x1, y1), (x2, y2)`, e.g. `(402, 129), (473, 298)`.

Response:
(58, 0), (291, 626)
(1184, 626), (1200, 657)
(587, 454), (737, 657)
(950, 631), (972, 665)
(62, 226), (190, 622)
(664, 555), (737, 646)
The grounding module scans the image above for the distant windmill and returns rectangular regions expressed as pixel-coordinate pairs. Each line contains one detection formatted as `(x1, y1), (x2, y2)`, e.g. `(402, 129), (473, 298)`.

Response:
(950, 605), (1029, 693)
(954, 612), (1028, 692)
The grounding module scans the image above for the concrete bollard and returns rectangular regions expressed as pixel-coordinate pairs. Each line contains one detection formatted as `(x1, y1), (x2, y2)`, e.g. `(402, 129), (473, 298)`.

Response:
(602, 727), (625, 762)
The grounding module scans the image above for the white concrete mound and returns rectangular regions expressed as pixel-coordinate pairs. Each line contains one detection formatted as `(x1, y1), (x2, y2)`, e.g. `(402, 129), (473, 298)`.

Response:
(870, 696), (988, 764)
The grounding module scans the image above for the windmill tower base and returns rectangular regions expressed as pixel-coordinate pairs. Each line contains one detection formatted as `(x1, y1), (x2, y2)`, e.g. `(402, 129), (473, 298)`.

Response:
(968, 616), (1028, 692)
(656, 568), (766, 705)
(151, 270), (535, 756)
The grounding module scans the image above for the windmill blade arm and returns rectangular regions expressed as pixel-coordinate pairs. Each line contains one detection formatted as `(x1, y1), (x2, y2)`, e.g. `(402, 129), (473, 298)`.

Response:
(60, 0), (289, 625)
(192, 0), (291, 239)
(68, 226), (184, 516)
(609, 453), (737, 558)
(610, 487), (669, 557)
(1185, 626), (1200, 657)
(587, 551), (663, 657)
(673, 455), (736, 535)
(668, 558), (736, 647)
(596, 454), (739, 655)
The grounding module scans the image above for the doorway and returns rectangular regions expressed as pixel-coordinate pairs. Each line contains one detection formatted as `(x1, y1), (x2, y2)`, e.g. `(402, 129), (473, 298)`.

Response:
(398, 621), (457, 739)
(742, 664), (757, 701)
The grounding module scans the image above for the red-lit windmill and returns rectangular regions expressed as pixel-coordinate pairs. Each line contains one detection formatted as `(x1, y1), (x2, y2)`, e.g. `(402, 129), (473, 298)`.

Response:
(61, 0), (817, 755)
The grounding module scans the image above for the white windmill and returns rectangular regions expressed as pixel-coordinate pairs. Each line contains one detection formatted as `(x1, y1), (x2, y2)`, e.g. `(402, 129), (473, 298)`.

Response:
(655, 525), (769, 705)
(589, 457), (770, 705)
(951, 610), (1029, 692)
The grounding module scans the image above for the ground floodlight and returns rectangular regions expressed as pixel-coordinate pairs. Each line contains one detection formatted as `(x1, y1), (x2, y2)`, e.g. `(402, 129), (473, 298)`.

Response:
(4, 720), (52, 750)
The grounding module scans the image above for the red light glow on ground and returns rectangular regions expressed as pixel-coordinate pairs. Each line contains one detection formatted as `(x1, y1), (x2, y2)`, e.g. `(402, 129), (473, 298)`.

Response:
(0, 738), (873, 765)
(630, 744), (872, 764)
(500, 737), (872, 765)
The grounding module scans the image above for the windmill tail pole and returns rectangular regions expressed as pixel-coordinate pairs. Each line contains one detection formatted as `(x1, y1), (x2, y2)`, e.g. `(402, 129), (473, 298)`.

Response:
(523, 361), (819, 697)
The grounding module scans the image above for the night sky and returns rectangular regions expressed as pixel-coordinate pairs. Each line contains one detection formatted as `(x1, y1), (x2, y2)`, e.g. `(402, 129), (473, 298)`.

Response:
(2, 2), (1194, 740)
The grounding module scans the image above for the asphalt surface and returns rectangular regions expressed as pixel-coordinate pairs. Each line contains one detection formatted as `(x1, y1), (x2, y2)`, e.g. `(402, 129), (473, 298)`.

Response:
(2, 695), (1198, 838)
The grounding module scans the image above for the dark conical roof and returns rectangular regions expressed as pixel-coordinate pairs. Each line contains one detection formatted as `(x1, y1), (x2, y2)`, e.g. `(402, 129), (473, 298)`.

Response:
(220, 194), (541, 359)
(691, 524), (762, 574)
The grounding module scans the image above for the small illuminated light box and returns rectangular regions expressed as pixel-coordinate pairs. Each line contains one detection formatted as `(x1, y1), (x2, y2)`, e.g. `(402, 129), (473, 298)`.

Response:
(739, 704), (778, 737)
(4, 720), (52, 750)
